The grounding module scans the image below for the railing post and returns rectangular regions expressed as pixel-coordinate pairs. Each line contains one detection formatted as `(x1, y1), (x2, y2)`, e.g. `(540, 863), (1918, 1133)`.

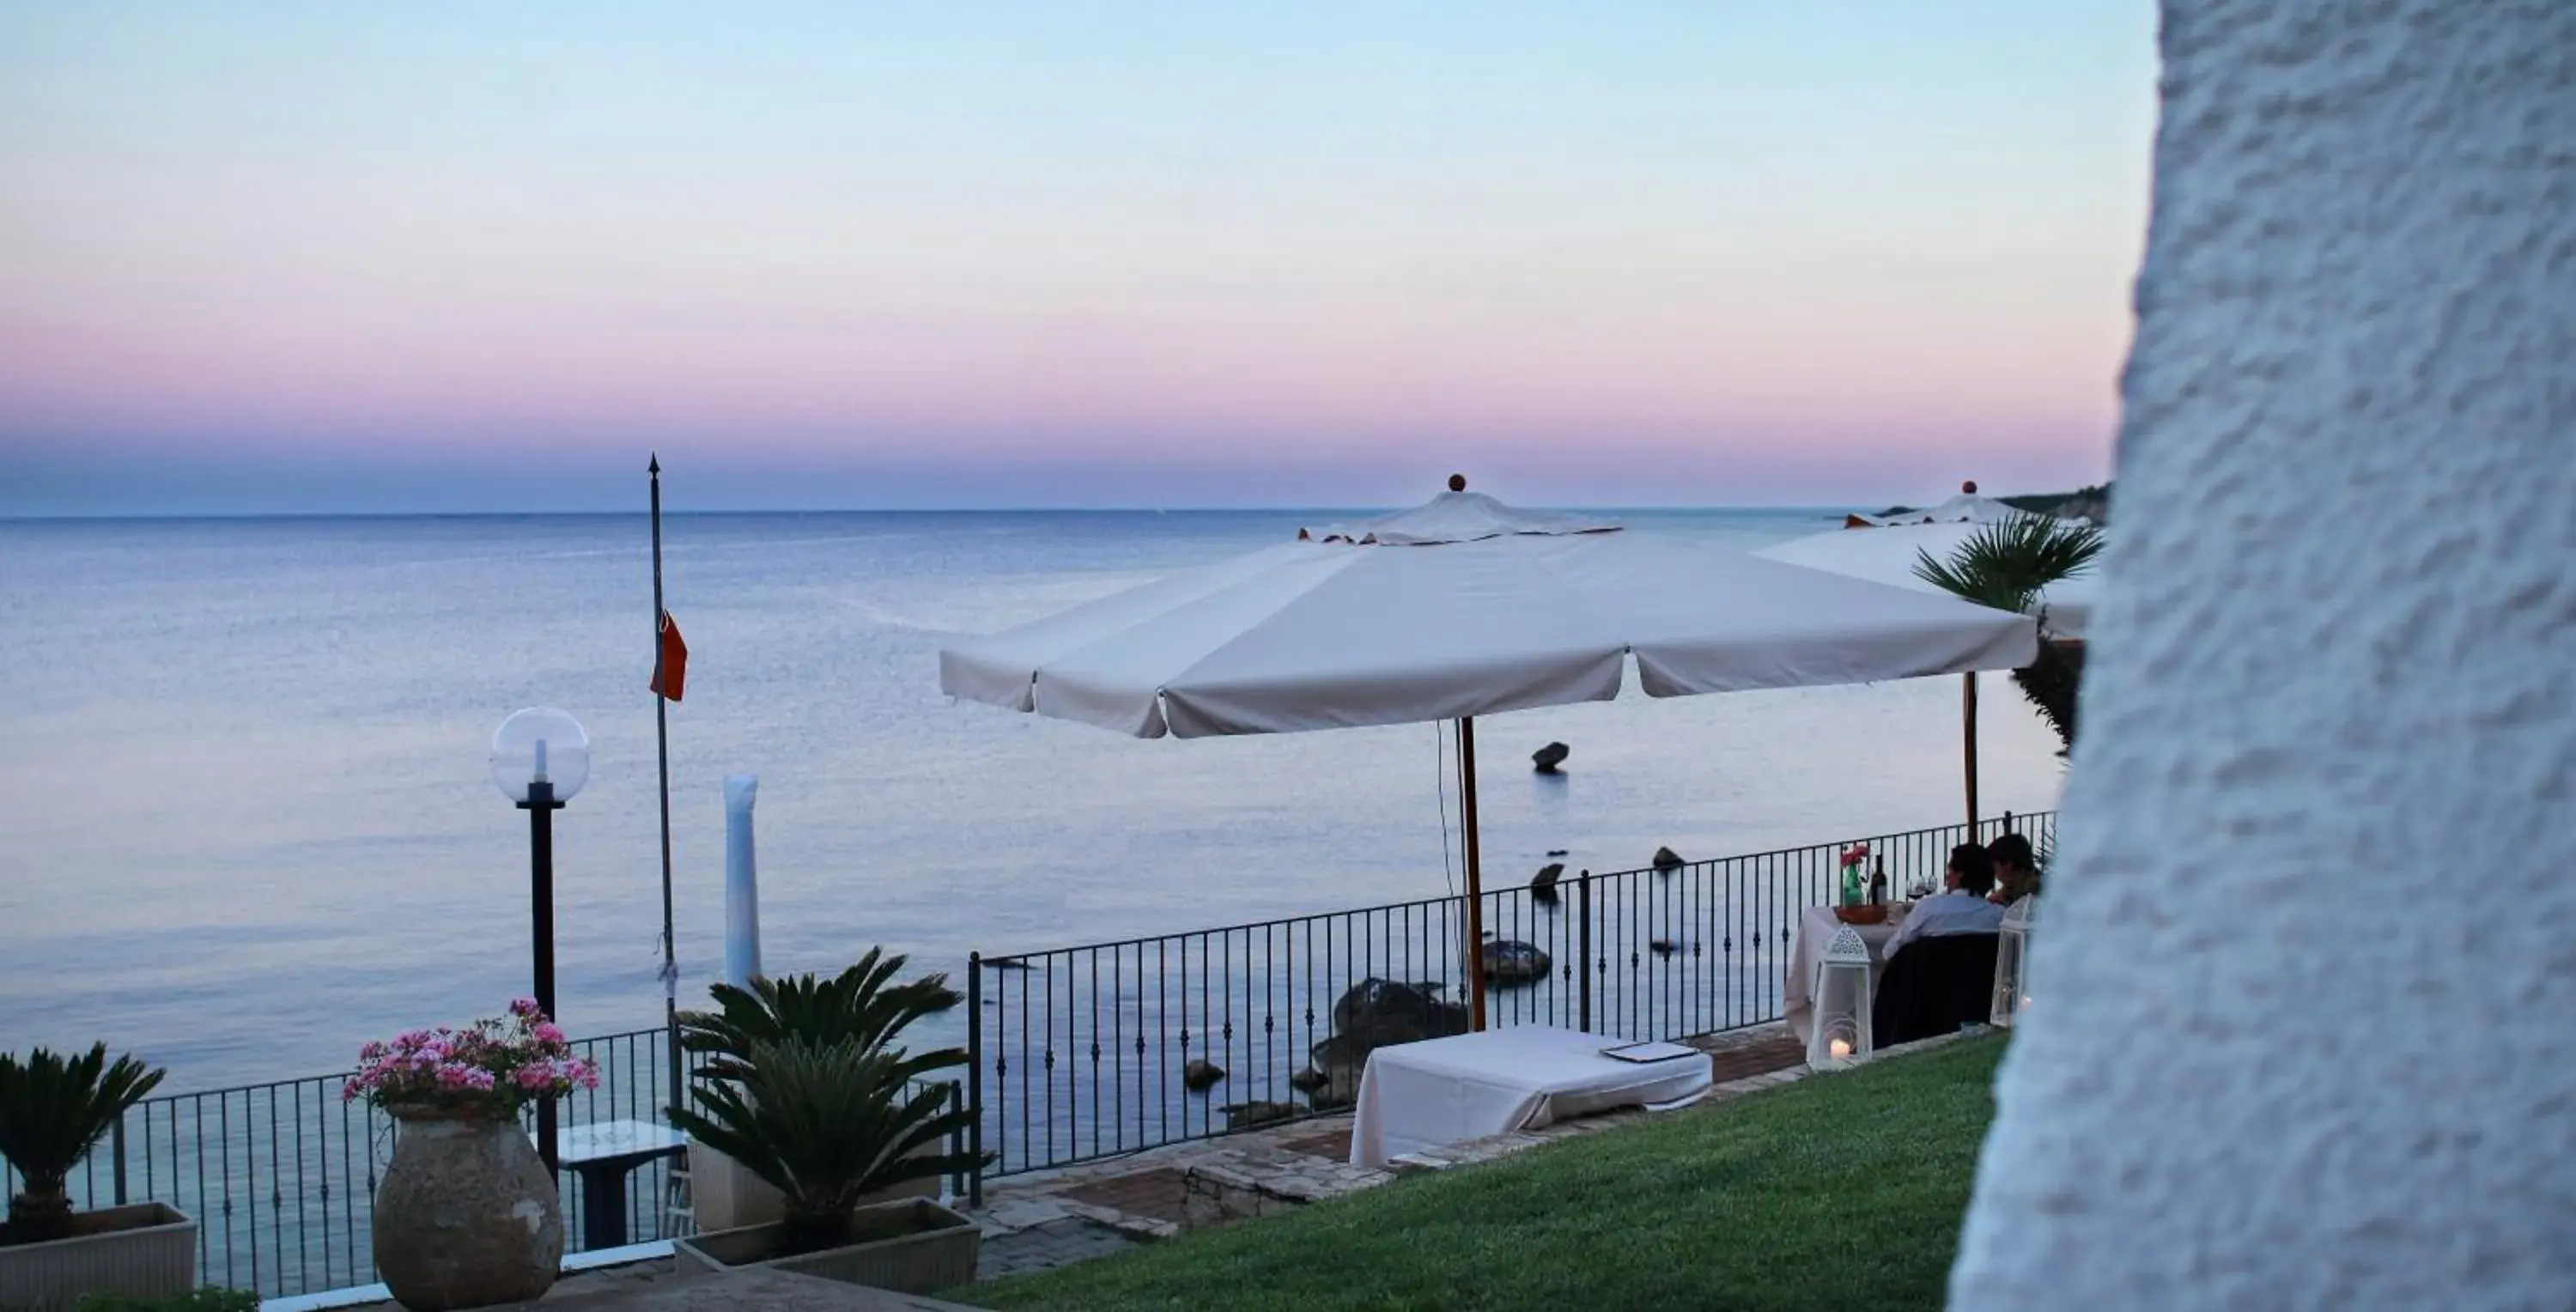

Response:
(1577, 872), (1594, 1034)
(966, 953), (984, 1208)
(111, 1113), (128, 1206)
(946, 1078), (965, 1200)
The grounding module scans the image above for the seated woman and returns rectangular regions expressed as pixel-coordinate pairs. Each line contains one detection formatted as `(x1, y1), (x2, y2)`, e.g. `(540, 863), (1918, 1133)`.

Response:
(1987, 832), (2041, 905)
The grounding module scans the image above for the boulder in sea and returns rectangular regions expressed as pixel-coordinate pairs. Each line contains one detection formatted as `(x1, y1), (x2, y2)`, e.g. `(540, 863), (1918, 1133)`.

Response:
(1223, 1100), (1301, 1129)
(1182, 1059), (1226, 1093)
(1295, 978), (1469, 1109)
(1479, 939), (1552, 987)
(1546, 848), (1570, 858)
(1532, 742), (1571, 774)
(1649, 938), (1680, 957)
(1653, 846), (1685, 871)
(982, 956), (1036, 971)
(1528, 862), (1564, 903)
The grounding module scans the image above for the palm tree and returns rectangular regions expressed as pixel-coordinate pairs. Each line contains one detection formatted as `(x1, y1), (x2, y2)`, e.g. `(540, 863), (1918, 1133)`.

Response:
(1914, 513), (2106, 750)
(0, 1045), (165, 1243)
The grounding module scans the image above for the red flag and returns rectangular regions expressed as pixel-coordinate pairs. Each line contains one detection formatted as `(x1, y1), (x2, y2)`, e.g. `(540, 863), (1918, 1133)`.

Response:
(650, 610), (689, 702)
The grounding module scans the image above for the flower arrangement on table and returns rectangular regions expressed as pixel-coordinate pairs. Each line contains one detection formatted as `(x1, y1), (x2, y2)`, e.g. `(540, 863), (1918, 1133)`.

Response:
(342, 999), (600, 1119)
(1833, 843), (1888, 923)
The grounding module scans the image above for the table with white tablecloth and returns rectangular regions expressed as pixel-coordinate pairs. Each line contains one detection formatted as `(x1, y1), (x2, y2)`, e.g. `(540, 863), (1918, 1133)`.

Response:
(1782, 904), (1911, 1044)
(1347, 1025), (1715, 1168)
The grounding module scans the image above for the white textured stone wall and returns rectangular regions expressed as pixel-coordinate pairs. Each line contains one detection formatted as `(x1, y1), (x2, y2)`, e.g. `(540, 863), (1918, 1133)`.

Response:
(1952, 3), (2574, 1309)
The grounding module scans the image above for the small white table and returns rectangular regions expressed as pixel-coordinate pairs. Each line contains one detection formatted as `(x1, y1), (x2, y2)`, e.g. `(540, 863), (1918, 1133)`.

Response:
(550, 1120), (689, 1250)
(1348, 1025), (1714, 1168)
(1782, 905), (1910, 1044)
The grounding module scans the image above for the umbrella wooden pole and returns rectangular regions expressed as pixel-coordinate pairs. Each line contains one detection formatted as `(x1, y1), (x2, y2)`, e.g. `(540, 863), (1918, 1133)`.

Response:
(1963, 672), (1981, 835)
(1459, 715), (1487, 1032)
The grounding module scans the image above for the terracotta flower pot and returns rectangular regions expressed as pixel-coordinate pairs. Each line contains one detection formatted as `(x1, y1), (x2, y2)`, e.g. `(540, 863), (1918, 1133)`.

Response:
(372, 1110), (563, 1310)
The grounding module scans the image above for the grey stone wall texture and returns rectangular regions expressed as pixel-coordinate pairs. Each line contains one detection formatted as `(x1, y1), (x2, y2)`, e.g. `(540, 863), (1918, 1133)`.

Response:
(1952, 2), (2573, 1309)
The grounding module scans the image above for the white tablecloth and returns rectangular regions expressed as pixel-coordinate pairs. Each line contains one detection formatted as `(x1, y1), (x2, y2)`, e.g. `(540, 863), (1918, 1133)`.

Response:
(1348, 1025), (1715, 1167)
(1783, 905), (1910, 1044)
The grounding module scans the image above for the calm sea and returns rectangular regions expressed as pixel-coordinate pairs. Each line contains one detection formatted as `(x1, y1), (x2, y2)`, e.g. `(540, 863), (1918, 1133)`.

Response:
(0, 509), (2064, 1090)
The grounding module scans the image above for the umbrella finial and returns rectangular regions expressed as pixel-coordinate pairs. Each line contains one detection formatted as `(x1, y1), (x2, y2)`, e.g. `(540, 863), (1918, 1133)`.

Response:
(1448, 474), (1467, 493)
(1962, 479), (1978, 494)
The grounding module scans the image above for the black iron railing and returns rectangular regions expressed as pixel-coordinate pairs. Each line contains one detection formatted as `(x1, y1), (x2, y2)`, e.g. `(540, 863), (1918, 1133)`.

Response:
(5, 811), (2047, 1298)
(966, 811), (2052, 1193)
(3, 1028), (682, 1300)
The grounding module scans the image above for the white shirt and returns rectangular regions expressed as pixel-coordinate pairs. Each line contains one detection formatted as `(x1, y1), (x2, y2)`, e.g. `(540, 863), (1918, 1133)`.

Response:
(1886, 889), (2007, 958)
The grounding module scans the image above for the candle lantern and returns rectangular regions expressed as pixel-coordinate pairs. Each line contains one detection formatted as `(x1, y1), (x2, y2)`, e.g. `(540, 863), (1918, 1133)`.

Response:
(1990, 895), (2036, 1027)
(1807, 925), (1874, 1067)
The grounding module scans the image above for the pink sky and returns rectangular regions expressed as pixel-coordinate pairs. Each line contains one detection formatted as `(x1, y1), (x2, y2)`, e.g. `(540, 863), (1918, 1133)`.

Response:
(0, 3), (2154, 511)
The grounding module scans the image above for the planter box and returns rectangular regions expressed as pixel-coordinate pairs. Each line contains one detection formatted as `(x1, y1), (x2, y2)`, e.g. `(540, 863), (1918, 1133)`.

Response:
(674, 1198), (980, 1295)
(684, 1141), (786, 1231)
(684, 1140), (938, 1232)
(0, 1203), (197, 1312)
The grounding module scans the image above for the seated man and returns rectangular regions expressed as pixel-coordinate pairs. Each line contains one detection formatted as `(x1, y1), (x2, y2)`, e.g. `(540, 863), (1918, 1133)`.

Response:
(1886, 843), (2005, 956)
(1988, 832), (2041, 905)
(1873, 844), (2007, 1044)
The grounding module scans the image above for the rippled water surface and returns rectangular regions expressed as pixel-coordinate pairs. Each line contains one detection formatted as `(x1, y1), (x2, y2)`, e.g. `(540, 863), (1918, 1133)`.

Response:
(0, 509), (2064, 1088)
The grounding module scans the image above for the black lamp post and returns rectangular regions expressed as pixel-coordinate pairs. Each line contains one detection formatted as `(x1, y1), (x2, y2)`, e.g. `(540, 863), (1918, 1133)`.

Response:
(491, 708), (589, 1172)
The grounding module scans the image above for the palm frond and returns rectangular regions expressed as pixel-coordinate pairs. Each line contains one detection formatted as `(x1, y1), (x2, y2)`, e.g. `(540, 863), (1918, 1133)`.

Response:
(1912, 513), (2105, 620)
(678, 949), (961, 1088)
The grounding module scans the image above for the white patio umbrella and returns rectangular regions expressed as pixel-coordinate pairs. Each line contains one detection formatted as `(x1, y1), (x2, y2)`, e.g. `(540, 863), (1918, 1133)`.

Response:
(1758, 503), (2104, 828)
(939, 481), (2039, 1027)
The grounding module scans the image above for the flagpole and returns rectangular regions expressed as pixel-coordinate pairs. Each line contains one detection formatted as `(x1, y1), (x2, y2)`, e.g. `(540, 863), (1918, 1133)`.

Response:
(650, 455), (682, 1124)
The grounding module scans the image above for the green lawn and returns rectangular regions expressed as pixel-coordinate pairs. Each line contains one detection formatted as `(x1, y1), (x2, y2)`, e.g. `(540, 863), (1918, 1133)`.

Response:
(962, 1035), (2006, 1312)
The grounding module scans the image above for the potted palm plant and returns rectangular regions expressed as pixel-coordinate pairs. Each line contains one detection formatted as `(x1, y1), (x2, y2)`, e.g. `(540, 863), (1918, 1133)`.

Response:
(674, 951), (960, 1229)
(0, 1044), (191, 1310)
(670, 952), (983, 1294)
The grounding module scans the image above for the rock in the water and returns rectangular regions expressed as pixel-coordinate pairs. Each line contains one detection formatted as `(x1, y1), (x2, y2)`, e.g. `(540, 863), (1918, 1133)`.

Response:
(1652, 846), (1685, 871)
(1294, 978), (1469, 1109)
(1223, 1100), (1300, 1129)
(1479, 939), (1552, 986)
(1532, 742), (1571, 774)
(1528, 862), (1564, 903)
(1546, 847), (1570, 858)
(982, 956), (1035, 971)
(1182, 1059), (1226, 1092)
(1649, 938), (1681, 957)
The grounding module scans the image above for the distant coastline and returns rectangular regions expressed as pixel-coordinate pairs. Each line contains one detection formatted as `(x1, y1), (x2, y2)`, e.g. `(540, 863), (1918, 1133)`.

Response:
(1874, 483), (2113, 526)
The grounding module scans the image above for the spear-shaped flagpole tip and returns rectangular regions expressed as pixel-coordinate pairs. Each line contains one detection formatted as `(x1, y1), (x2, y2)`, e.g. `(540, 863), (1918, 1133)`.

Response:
(649, 453), (660, 476)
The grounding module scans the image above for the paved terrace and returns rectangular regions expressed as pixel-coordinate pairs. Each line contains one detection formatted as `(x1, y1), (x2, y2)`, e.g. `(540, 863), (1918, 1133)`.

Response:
(302, 1023), (1817, 1308)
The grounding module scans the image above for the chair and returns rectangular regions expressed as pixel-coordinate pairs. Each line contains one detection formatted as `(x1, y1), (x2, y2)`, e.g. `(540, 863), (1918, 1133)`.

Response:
(1871, 933), (2002, 1046)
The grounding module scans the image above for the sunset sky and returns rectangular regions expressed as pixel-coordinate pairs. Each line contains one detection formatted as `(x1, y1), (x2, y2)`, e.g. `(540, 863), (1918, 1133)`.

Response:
(0, 3), (2156, 513)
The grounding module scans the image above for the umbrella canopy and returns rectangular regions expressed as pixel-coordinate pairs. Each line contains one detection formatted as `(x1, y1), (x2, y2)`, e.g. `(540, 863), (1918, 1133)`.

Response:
(1756, 519), (2103, 641)
(940, 490), (2040, 738)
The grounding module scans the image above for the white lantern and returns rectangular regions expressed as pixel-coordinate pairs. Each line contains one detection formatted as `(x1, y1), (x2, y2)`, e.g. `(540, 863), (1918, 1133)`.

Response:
(1807, 925), (1874, 1067)
(1990, 895), (2036, 1026)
